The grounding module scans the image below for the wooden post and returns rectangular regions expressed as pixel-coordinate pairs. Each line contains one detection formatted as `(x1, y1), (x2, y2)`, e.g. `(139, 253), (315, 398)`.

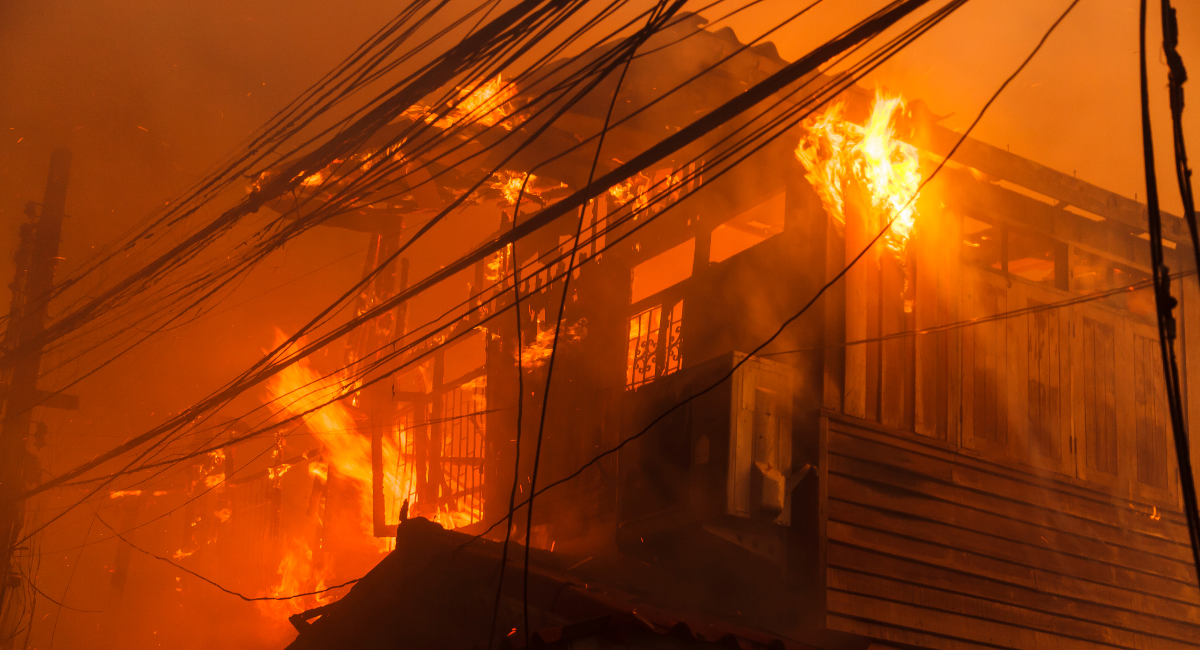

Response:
(0, 150), (75, 639)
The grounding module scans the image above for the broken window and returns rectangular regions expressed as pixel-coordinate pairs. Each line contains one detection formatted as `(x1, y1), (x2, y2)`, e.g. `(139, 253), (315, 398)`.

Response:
(626, 300), (683, 390)
(961, 215), (1003, 271)
(1007, 228), (1060, 287)
(961, 215), (1065, 289)
(709, 192), (785, 264)
(631, 238), (694, 304)
(1070, 248), (1153, 316)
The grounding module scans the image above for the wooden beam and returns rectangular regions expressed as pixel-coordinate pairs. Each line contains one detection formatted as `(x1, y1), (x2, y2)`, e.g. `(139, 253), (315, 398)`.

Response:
(899, 103), (1190, 245)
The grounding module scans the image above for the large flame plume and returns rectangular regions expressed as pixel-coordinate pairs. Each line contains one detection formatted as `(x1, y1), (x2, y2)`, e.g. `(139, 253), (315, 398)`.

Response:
(795, 90), (921, 256)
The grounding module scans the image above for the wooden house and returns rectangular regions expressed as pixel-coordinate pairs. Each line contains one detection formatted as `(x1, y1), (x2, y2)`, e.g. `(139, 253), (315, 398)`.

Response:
(269, 13), (1200, 650)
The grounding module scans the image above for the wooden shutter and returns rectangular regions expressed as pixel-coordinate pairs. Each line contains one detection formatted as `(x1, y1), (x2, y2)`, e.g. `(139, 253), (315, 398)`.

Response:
(1021, 284), (1071, 472)
(1131, 325), (1176, 503)
(1071, 307), (1126, 489)
(961, 270), (1009, 454)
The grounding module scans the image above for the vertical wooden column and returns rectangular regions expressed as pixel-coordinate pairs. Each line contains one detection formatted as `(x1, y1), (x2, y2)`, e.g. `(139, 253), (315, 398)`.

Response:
(879, 250), (912, 430)
(843, 180), (879, 419)
(371, 250), (407, 536)
(914, 209), (962, 441)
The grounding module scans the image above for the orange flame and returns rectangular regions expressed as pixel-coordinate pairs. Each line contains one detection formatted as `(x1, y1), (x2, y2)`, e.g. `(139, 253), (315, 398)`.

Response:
(258, 328), (484, 615)
(435, 74), (519, 130)
(109, 490), (143, 499)
(795, 90), (921, 256)
(490, 171), (535, 206)
(264, 329), (400, 541)
(608, 173), (651, 213)
(521, 320), (587, 369)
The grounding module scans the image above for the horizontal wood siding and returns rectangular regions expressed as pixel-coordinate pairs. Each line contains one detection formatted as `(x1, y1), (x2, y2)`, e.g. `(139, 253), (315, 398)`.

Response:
(824, 414), (1200, 649)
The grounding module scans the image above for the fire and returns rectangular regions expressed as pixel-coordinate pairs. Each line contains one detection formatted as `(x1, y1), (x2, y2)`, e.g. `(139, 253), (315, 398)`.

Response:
(485, 249), (505, 282)
(264, 329), (398, 540)
(261, 540), (330, 616)
(520, 320), (587, 368)
(258, 327), (483, 614)
(435, 74), (518, 130)
(795, 90), (921, 256)
(109, 489), (142, 499)
(490, 170), (535, 205)
(608, 173), (651, 213)
(300, 169), (327, 188)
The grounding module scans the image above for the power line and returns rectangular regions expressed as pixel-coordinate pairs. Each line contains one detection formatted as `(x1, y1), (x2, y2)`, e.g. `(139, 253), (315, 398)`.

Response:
(1138, 0), (1200, 588)
(467, 0), (1082, 548)
(91, 512), (358, 602)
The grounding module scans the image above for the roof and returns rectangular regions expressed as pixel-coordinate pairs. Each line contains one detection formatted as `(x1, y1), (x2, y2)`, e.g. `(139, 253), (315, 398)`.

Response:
(284, 517), (832, 650)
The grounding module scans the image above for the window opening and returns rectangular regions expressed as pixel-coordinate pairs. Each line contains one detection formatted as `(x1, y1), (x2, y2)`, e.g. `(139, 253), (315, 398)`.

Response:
(631, 239), (694, 304)
(626, 300), (683, 389)
(709, 192), (785, 264)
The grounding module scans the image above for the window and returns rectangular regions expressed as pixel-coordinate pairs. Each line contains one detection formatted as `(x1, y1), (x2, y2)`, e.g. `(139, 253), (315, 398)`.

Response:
(962, 215), (1063, 288)
(626, 300), (683, 390)
(709, 192), (785, 264)
(631, 239), (694, 304)
(1071, 248), (1153, 316)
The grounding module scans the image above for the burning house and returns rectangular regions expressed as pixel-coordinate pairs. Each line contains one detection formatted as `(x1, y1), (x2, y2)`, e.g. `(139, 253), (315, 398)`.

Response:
(179, 13), (1200, 650)
(6, 4), (1199, 650)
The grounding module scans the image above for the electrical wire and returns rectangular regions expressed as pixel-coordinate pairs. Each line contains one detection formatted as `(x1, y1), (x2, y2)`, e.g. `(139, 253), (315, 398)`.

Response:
(466, 0), (1083, 548)
(1138, 0), (1200, 588)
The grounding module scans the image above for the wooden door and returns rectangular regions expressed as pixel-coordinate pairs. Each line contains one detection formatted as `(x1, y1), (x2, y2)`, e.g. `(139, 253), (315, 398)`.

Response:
(1070, 305), (1128, 490)
(961, 269), (1010, 455)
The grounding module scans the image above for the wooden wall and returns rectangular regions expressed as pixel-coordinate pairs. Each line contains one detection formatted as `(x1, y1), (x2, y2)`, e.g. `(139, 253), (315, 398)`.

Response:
(822, 414), (1200, 649)
(817, 175), (1200, 647)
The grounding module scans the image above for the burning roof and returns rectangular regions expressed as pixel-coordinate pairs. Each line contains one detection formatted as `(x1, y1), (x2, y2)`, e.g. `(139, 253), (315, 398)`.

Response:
(285, 517), (824, 650)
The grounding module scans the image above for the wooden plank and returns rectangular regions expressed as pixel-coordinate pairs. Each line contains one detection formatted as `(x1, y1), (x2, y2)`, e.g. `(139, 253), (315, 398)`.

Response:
(824, 211), (846, 413)
(827, 612), (995, 650)
(913, 119), (1191, 244)
(827, 519), (1200, 625)
(1116, 317), (1137, 498)
(827, 496), (1200, 606)
(945, 218), (962, 447)
(1074, 310), (1125, 488)
(1006, 282), (1027, 463)
(880, 254), (909, 430)
(829, 543), (1200, 645)
(829, 568), (1198, 650)
(844, 185), (870, 419)
(1184, 276), (1200, 508)
(1132, 326), (1174, 505)
(828, 589), (1118, 650)
(828, 417), (1191, 536)
(827, 466), (1195, 584)
(865, 240), (882, 423)
(915, 229), (940, 438)
(962, 273), (1009, 453)
(826, 425), (1193, 556)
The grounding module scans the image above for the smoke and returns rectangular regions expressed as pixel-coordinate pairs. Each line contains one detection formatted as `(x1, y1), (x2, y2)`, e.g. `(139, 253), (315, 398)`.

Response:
(716, 0), (1200, 216)
(1, 1), (1197, 648)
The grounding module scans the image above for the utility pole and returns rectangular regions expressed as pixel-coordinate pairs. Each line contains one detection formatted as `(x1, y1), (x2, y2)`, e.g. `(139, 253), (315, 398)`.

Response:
(0, 149), (79, 644)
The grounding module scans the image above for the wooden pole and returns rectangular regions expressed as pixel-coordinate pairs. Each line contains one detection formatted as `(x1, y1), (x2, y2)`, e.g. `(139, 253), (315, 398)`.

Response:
(0, 149), (72, 643)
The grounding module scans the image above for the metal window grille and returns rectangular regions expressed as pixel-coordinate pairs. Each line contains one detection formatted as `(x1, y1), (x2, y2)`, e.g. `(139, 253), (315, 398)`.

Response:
(626, 300), (683, 389)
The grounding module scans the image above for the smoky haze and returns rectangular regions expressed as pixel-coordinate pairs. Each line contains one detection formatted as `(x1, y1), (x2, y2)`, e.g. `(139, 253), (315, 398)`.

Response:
(0, 0), (1196, 649)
